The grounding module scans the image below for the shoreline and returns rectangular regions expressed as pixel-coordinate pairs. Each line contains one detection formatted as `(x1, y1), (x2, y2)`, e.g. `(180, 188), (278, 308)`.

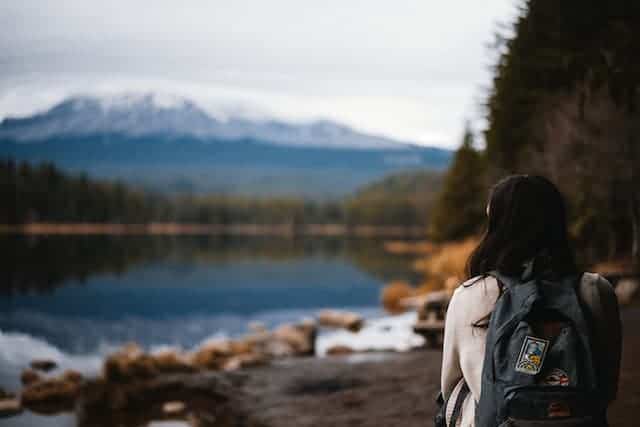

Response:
(6, 306), (640, 427)
(2, 302), (639, 426)
(0, 222), (427, 237)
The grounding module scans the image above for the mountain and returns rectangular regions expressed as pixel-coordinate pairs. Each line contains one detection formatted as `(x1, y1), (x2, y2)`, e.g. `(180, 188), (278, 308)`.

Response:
(0, 93), (452, 197)
(0, 93), (423, 150)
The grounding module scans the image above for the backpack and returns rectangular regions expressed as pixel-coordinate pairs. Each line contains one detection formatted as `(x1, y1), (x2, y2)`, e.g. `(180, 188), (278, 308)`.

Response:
(475, 264), (606, 427)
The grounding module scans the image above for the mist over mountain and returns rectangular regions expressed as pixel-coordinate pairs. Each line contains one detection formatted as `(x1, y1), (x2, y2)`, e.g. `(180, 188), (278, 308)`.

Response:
(0, 93), (452, 197)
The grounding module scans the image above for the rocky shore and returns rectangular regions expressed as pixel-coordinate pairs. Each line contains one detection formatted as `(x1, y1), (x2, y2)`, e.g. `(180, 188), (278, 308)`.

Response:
(3, 304), (639, 427)
(2, 280), (638, 426)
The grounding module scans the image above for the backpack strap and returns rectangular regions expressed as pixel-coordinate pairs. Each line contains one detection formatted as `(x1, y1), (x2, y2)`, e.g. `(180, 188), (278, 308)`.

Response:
(486, 270), (515, 294)
(450, 381), (470, 426)
(445, 379), (470, 427)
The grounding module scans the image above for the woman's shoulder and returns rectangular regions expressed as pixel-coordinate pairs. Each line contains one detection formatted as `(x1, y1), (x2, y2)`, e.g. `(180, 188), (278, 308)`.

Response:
(450, 275), (501, 306)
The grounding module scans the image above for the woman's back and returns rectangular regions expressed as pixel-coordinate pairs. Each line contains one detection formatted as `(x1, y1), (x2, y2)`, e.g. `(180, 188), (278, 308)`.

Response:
(440, 272), (621, 427)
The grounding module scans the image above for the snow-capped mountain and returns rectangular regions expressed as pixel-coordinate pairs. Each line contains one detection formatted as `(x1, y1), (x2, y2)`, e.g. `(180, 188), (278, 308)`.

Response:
(0, 93), (451, 197)
(0, 93), (417, 150)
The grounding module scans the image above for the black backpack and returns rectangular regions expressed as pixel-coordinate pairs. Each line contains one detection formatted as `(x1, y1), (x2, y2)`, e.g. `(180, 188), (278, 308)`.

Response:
(475, 266), (606, 427)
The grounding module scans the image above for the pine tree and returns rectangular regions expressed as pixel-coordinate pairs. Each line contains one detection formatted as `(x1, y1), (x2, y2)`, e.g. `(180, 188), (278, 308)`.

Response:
(429, 126), (487, 242)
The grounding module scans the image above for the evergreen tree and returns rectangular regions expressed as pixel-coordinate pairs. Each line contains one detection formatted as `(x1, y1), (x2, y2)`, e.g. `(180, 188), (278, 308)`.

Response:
(480, 0), (640, 268)
(429, 126), (487, 242)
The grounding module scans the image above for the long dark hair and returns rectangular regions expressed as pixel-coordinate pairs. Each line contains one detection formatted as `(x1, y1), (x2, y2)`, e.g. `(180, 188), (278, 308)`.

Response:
(467, 174), (578, 279)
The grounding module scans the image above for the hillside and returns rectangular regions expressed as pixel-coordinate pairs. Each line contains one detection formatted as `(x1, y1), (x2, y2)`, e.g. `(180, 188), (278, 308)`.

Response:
(432, 0), (640, 267)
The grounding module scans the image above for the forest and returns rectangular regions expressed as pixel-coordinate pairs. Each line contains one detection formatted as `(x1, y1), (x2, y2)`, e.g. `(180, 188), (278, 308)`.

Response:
(432, 0), (640, 269)
(0, 159), (442, 229)
(4, 0), (639, 270)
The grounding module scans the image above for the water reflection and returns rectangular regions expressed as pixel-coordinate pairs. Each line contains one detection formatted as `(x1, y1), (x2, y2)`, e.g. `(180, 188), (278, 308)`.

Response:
(0, 234), (420, 392)
(1, 235), (419, 296)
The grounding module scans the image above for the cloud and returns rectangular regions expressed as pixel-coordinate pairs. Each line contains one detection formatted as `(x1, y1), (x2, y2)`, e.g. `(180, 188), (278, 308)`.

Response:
(0, 0), (518, 148)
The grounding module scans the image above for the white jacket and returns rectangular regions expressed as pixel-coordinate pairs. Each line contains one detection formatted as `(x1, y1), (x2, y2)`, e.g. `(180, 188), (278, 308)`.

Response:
(440, 273), (621, 427)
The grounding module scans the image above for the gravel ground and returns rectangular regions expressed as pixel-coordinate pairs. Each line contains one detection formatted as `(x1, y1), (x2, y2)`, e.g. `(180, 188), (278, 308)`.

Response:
(243, 306), (639, 427)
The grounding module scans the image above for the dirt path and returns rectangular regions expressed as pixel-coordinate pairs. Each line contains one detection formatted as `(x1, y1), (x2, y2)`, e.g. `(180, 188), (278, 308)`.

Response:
(244, 351), (440, 427)
(242, 306), (639, 427)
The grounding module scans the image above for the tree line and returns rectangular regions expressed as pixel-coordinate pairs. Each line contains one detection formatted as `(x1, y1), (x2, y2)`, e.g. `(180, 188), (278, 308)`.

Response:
(1, 159), (442, 228)
(430, 0), (640, 269)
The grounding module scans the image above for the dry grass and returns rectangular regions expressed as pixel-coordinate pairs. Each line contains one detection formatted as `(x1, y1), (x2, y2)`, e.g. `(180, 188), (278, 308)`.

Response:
(380, 237), (480, 314)
(383, 240), (436, 255)
(413, 237), (478, 285)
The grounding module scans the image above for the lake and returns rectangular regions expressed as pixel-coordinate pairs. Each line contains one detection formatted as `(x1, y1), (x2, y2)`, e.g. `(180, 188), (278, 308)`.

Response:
(0, 234), (422, 396)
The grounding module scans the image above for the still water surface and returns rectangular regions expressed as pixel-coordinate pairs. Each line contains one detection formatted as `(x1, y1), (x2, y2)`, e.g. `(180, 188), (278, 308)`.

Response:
(0, 235), (420, 395)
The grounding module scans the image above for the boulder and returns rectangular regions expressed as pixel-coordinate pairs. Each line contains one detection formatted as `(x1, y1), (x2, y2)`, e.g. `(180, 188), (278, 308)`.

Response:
(317, 310), (364, 332)
(30, 359), (58, 372)
(20, 369), (42, 386)
(380, 281), (414, 314)
(0, 397), (22, 418)
(103, 343), (158, 382)
(398, 294), (429, 310)
(162, 400), (186, 415)
(191, 340), (236, 370)
(21, 370), (83, 414)
(152, 350), (197, 374)
(272, 319), (317, 356)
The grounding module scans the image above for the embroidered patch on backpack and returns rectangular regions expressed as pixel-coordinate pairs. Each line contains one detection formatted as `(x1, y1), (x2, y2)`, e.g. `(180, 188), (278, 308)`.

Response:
(541, 368), (570, 386)
(515, 336), (549, 375)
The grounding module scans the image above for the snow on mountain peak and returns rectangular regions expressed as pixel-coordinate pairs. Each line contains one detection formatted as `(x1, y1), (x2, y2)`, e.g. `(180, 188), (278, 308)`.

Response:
(96, 93), (191, 111)
(0, 92), (417, 150)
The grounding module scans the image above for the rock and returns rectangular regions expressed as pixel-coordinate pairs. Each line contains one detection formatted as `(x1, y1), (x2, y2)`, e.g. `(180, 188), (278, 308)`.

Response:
(21, 370), (83, 414)
(77, 371), (265, 427)
(104, 343), (157, 382)
(0, 397), (22, 418)
(191, 340), (236, 370)
(63, 370), (84, 383)
(153, 350), (197, 374)
(380, 281), (414, 314)
(162, 400), (186, 415)
(241, 330), (275, 356)
(317, 310), (364, 332)
(262, 339), (297, 358)
(272, 319), (317, 356)
(326, 345), (355, 356)
(398, 294), (430, 310)
(118, 342), (144, 358)
(30, 359), (58, 372)
(615, 278), (639, 305)
(222, 352), (270, 371)
(21, 369), (42, 386)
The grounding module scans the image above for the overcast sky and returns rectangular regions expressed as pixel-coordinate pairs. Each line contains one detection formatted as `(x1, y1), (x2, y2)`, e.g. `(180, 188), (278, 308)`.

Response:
(0, 0), (517, 148)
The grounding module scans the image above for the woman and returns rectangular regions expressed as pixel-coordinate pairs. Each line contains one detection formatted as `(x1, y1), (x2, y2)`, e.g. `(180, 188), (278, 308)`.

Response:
(440, 175), (622, 426)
